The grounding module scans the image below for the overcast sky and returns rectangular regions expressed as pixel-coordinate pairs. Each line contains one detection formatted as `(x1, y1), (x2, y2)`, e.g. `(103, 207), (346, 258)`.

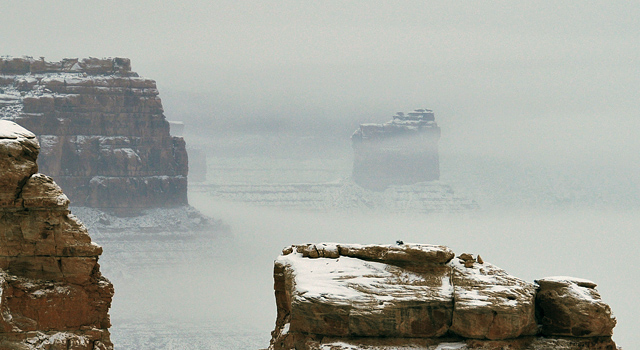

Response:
(3, 1), (639, 160)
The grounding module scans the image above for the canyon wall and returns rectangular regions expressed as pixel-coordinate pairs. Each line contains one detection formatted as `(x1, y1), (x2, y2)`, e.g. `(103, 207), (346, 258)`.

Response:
(0, 56), (188, 210)
(352, 109), (440, 191)
(0, 120), (113, 349)
(268, 243), (618, 350)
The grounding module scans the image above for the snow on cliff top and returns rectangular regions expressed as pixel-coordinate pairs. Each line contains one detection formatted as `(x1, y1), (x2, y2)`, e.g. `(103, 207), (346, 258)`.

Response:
(277, 250), (452, 304)
(537, 276), (597, 287)
(0, 120), (35, 139)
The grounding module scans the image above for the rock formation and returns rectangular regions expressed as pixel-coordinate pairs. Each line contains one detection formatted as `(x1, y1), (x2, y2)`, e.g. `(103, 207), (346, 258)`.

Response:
(0, 56), (188, 210)
(0, 120), (113, 349)
(352, 109), (440, 190)
(536, 276), (618, 338)
(267, 243), (618, 350)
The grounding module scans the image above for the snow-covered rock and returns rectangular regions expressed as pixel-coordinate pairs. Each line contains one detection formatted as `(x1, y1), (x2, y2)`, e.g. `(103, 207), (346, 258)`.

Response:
(0, 120), (39, 206)
(536, 276), (617, 337)
(70, 205), (221, 240)
(449, 257), (537, 339)
(267, 243), (619, 350)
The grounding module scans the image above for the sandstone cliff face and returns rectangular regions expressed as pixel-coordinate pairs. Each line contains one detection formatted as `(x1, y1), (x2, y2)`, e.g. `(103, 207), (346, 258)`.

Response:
(0, 120), (113, 349)
(268, 243), (618, 350)
(0, 56), (188, 209)
(352, 109), (440, 191)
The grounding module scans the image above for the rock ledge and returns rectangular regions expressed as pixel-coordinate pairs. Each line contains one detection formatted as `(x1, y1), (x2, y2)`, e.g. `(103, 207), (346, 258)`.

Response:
(267, 243), (618, 350)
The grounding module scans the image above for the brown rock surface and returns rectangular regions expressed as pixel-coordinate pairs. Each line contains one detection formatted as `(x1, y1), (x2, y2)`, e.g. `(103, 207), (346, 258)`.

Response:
(449, 258), (538, 340)
(536, 276), (617, 337)
(267, 242), (619, 350)
(271, 243), (454, 349)
(0, 56), (188, 209)
(0, 122), (39, 207)
(0, 120), (113, 349)
(311, 336), (619, 349)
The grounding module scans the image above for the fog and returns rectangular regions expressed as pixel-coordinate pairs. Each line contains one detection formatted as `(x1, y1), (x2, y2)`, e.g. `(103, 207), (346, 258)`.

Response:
(100, 196), (639, 348)
(4, 1), (640, 349)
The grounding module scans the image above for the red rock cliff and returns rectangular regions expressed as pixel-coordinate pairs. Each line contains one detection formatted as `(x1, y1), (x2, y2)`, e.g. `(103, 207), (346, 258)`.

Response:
(0, 56), (188, 209)
(0, 120), (113, 349)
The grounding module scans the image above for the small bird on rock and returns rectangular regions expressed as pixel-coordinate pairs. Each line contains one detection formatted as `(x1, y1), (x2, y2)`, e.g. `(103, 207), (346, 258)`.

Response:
(396, 240), (404, 245)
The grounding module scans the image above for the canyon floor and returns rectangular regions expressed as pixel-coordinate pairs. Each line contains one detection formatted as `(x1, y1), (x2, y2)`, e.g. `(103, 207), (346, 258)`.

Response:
(87, 137), (637, 350)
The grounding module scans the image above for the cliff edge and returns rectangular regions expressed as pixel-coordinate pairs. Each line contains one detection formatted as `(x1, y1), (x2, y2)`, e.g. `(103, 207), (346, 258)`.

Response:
(0, 120), (113, 349)
(268, 243), (618, 350)
(0, 56), (187, 210)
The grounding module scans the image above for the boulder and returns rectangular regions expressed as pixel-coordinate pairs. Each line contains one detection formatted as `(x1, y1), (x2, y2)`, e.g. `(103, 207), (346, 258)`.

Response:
(536, 276), (617, 337)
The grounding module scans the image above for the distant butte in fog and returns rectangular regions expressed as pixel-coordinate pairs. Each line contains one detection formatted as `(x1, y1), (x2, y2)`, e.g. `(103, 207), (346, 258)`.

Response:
(267, 243), (619, 350)
(352, 109), (441, 190)
(196, 107), (476, 213)
(0, 56), (188, 210)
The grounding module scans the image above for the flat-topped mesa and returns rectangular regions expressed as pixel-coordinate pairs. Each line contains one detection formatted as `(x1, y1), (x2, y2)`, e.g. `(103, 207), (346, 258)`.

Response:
(0, 120), (113, 349)
(0, 56), (188, 209)
(0, 56), (134, 76)
(268, 243), (618, 350)
(351, 109), (441, 191)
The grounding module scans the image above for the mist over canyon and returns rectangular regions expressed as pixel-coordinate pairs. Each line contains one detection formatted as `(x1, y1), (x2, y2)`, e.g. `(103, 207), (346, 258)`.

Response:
(2, 1), (639, 349)
(0, 55), (636, 349)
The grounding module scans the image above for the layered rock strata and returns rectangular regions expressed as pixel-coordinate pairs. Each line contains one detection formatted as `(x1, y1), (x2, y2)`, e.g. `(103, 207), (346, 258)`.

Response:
(200, 180), (477, 213)
(352, 109), (440, 190)
(0, 120), (113, 349)
(0, 56), (188, 209)
(268, 243), (618, 350)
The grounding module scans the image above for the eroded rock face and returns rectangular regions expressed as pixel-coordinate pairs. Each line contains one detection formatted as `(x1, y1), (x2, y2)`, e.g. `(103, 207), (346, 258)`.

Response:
(0, 120), (113, 349)
(536, 276), (617, 337)
(0, 56), (188, 209)
(268, 243), (618, 350)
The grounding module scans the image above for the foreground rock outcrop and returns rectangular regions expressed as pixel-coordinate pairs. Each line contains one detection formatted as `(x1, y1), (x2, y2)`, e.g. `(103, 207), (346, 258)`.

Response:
(0, 56), (187, 209)
(352, 109), (441, 190)
(268, 243), (618, 350)
(0, 120), (113, 349)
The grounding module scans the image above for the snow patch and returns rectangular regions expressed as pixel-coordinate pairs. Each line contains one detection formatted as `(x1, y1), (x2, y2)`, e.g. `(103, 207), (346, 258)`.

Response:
(0, 120), (36, 139)
(278, 252), (451, 304)
(435, 343), (467, 350)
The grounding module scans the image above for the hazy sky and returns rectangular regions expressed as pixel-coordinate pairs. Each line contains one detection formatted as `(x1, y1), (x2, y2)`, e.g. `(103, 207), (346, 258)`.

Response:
(4, 1), (639, 160)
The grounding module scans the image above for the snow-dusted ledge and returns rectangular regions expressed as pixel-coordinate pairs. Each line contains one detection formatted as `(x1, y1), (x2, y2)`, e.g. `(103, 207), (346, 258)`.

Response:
(266, 243), (619, 350)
